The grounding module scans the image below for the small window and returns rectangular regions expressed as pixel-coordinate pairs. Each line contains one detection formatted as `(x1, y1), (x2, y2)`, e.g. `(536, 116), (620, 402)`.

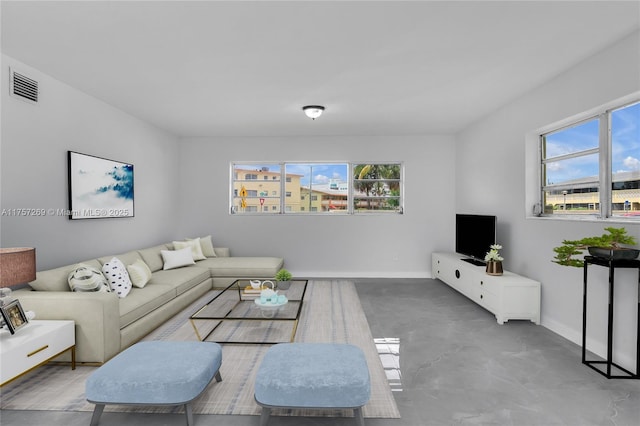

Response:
(353, 164), (402, 213)
(611, 102), (640, 217)
(541, 118), (599, 215)
(286, 163), (349, 214)
(231, 163), (280, 214)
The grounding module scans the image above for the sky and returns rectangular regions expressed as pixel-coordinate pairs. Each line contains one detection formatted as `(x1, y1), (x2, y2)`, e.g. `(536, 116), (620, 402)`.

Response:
(285, 163), (348, 187)
(544, 102), (639, 185)
(234, 163), (349, 187)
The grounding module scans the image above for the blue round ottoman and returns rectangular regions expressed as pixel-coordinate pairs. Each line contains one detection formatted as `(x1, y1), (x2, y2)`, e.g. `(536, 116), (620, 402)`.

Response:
(86, 341), (222, 426)
(254, 343), (371, 426)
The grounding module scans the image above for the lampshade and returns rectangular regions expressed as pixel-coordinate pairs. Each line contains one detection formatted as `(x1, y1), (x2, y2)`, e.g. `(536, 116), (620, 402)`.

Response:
(0, 248), (36, 287)
(302, 105), (325, 120)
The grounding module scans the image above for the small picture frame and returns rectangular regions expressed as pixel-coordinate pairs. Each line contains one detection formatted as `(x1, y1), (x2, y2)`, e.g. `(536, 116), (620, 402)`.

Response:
(1, 299), (29, 335)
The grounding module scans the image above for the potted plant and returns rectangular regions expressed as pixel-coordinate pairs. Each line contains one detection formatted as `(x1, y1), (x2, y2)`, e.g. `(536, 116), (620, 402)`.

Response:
(484, 244), (504, 276)
(274, 268), (293, 290)
(552, 227), (638, 267)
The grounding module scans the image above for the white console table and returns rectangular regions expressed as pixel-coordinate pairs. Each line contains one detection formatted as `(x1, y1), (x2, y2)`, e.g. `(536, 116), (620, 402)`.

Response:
(432, 252), (540, 324)
(0, 319), (75, 386)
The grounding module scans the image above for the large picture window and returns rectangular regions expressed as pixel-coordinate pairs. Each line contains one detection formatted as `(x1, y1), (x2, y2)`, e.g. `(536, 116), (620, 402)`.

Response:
(230, 162), (403, 215)
(540, 100), (639, 219)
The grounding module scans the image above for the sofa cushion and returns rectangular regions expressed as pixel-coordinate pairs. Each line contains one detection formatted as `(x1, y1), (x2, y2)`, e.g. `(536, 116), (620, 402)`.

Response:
(127, 259), (153, 288)
(137, 244), (170, 272)
(29, 259), (103, 292)
(68, 263), (111, 293)
(187, 235), (216, 257)
(119, 284), (176, 329)
(196, 257), (284, 278)
(173, 239), (206, 261)
(213, 247), (230, 257)
(102, 257), (133, 298)
(149, 266), (211, 295)
(161, 247), (195, 270)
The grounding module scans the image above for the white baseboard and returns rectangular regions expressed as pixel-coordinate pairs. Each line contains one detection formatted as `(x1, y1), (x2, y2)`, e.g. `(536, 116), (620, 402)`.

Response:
(541, 317), (636, 372)
(293, 271), (431, 279)
(541, 317), (583, 349)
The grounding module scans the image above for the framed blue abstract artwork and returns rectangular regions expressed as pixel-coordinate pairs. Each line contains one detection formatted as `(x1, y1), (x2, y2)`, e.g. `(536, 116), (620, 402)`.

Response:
(68, 151), (134, 220)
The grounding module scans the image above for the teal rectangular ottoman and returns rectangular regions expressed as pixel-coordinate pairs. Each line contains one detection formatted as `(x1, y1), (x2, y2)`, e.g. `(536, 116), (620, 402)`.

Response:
(86, 341), (222, 426)
(254, 343), (371, 426)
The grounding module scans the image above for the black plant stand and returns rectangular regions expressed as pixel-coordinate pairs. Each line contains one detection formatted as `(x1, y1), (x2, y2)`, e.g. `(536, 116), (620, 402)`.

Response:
(582, 255), (640, 379)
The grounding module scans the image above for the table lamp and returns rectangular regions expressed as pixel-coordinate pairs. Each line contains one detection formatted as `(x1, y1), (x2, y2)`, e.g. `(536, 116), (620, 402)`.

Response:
(0, 248), (36, 328)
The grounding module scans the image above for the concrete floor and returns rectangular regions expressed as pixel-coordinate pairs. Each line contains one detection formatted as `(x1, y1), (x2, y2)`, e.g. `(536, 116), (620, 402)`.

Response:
(2, 279), (639, 426)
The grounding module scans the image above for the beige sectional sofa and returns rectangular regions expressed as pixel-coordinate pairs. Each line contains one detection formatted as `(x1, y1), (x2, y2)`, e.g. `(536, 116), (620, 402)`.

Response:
(14, 241), (284, 364)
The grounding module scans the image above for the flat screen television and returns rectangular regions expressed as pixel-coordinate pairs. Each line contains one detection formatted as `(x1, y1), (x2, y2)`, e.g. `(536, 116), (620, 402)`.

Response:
(455, 214), (497, 266)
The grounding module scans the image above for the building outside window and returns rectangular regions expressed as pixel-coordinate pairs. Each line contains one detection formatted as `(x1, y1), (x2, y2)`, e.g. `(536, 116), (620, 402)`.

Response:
(232, 164), (284, 214)
(540, 100), (639, 219)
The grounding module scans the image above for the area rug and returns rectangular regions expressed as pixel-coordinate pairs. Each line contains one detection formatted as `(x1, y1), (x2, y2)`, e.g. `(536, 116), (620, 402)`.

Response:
(0, 280), (400, 419)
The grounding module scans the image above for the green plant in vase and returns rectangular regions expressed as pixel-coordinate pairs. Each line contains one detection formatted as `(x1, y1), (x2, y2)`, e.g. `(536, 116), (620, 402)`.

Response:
(552, 227), (638, 267)
(274, 268), (293, 290)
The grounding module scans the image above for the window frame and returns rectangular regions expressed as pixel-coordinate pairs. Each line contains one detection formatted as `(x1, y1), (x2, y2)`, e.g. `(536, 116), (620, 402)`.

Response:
(536, 96), (639, 221)
(230, 161), (404, 215)
(352, 163), (403, 214)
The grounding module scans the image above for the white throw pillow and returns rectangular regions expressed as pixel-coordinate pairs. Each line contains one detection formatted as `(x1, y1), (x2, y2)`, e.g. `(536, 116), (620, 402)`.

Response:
(161, 247), (195, 270)
(173, 239), (206, 261)
(68, 263), (111, 293)
(187, 235), (216, 257)
(127, 259), (153, 288)
(102, 257), (132, 298)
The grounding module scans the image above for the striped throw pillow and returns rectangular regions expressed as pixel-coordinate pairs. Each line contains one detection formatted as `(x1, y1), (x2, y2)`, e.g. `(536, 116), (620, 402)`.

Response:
(68, 264), (111, 293)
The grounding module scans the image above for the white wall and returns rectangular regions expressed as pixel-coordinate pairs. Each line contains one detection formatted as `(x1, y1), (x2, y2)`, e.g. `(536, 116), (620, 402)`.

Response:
(456, 31), (640, 369)
(0, 55), (181, 270)
(176, 134), (455, 278)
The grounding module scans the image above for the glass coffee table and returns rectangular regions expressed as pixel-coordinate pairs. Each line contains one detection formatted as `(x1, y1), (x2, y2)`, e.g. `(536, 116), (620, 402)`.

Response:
(190, 279), (307, 344)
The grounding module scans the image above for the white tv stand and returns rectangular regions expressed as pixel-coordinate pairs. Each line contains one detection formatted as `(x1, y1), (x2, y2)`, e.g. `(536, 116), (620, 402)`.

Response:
(432, 252), (540, 324)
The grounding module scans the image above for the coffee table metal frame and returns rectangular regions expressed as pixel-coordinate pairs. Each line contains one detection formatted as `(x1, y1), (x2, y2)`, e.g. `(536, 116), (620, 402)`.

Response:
(189, 279), (308, 344)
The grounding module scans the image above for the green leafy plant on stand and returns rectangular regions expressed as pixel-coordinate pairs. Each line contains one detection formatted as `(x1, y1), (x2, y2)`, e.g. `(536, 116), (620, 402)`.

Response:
(552, 227), (637, 267)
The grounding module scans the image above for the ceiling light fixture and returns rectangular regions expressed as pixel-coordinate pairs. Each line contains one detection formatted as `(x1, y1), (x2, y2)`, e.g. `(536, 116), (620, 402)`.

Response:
(302, 105), (325, 120)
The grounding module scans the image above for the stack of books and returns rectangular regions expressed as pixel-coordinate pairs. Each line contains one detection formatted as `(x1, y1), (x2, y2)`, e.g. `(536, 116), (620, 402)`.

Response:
(241, 285), (262, 299)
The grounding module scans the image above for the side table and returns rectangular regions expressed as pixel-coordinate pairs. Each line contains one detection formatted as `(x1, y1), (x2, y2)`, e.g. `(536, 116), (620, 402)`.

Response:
(0, 319), (76, 386)
(582, 256), (640, 379)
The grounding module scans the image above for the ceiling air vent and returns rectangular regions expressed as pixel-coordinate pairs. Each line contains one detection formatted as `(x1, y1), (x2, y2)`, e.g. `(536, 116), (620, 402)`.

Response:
(10, 68), (38, 104)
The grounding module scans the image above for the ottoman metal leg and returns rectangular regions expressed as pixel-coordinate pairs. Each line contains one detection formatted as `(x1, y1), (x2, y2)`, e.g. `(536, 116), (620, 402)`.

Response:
(259, 407), (271, 426)
(185, 403), (193, 426)
(215, 370), (222, 382)
(354, 407), (365, 426)
(89, 403), (105, 426)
